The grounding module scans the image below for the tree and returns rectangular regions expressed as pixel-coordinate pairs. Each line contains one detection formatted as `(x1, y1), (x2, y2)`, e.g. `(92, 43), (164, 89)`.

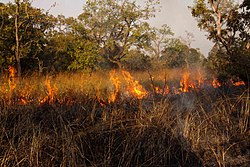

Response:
(161, 38), (204, 69)
(42, 16), (81, 73)
(121, 49), (151, 71)
(15, 0), (21, 77)
(180, 31), (195, 69)
(77, 0), (159, 68)
(191, 0), (250, 82)
(0, 2), (14, 72)
(0, 1), (55, 75)
(146, 24), (174, 59)
(206, 44), (230, 82)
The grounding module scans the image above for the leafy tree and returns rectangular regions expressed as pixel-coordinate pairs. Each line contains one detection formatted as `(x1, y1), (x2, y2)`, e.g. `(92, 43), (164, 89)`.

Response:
(191, 0), (250, 82)
(43, 15), (101, 72)
(77, 0), (159, 68)
(0, 2), (14, 72)
(206, 44), (230, 82)
(121, 49), (151, 71)
(146, 24), (174, 59)
(161, 38), (204, 69)
(0, 1), (54, 75)
(188, 48), (205, 65)
(42, 16), (79, 73)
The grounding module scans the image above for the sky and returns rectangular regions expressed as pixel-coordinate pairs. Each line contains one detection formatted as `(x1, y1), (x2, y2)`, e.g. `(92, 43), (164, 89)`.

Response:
(2, 0), (214, 56)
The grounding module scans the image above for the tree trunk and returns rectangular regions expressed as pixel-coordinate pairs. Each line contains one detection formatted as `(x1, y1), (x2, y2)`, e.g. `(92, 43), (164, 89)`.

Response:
(15, 0), (21, 78)
(38, 58), (43, 76)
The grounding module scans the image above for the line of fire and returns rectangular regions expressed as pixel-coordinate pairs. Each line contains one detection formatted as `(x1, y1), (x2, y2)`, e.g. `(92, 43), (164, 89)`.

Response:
(1, 66), (246, 106)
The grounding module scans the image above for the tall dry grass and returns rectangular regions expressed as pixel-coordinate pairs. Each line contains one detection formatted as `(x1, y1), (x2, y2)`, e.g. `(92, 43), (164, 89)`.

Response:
(0, 70), (249, 166)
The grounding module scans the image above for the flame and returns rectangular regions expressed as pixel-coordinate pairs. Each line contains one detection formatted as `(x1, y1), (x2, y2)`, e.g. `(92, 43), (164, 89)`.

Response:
(122, 70), (148, 99)
(153, 84), (170, 95)
(179, 71), (190, 92)
(212, 77), (221, 88)
(18, 85), (34, 105)
(154, 86), (162, 94)
(40, 78), (58, 104)
(94, 88), (106, 106)
(8, 66), (17, 92)
(230, 80), (245, 87)
(109, 70), (120, 103)
(20, 97), (28, 105)
(8, 66), (16, 78)
(164, 85), (170, 94)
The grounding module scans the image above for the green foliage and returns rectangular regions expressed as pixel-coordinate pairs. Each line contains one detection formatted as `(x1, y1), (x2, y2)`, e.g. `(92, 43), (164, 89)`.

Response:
(0, 1), (55, 74)
(191, 0), (250, 82)
(161, 38), (204, 69)
(77, 0), (159, 67)
(146, 24), (174, 59)
(69, 40), (100, 71)
(121, 49), (151, 71)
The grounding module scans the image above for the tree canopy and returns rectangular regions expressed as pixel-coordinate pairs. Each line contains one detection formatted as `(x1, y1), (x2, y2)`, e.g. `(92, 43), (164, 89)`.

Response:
(190, 0), (250, 82)
(6, 0), (250, 80)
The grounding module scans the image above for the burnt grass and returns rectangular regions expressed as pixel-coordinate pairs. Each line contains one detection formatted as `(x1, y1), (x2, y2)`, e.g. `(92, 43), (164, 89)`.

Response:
(0, 86), (249, 167)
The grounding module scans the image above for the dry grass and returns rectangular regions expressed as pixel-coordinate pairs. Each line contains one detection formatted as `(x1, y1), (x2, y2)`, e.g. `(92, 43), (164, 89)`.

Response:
(0, 70), (249, 167)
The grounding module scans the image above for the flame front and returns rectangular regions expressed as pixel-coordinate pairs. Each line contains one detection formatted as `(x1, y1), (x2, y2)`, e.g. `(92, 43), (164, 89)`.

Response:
(8, 66), (17, 92)
(154, 86), (161, 94)
(212, 77), (221, 88)
(8, 66), (16, 78)
(122, 70), (147, 99)
(40, 79), (58, 104)
(232, 80), (245, 86)
(180, 71), (190, 92)
(153, 84), (170, 95)
(109, 70), (120, 103)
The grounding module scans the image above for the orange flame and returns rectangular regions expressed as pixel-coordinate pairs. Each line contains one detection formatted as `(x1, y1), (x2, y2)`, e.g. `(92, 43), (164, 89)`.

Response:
(179, 71), (190, 92)
(40, 79), (58, 104)
(153, 84), (170, 95)
(18, 85), (34, 105)
(212, 77), (221, 88)
(96, 89), (106, 106)
(122, 70), (147, 99)
(8, 66), (17, 94)
(164, 85), (170, 94)
(8, 66), (16, 78)
(154, 86), (162, 94)
(231, 80), (245, 87)
(109, 70), (120, 103)
(20, 97), (28, 105)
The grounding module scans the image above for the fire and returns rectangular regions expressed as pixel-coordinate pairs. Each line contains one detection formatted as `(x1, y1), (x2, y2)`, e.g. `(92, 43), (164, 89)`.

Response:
(164, 85), (170, 94)
(40, 78), (58, 104)
(154, 86), (162, 94)
(108, 70), (120, 103)
(231, 80), (245, 86)
(8, 66), (16, 78)
(18, 84), (34, 105)
(179, 71), (190, 92)
(96, 89), (106, 106)
(8, 66), (17, 92)
(153, 84), (170, 95)
(20, 97), (28, 105)
(122, 70), (148, 99)
(212, 77), (221, 88)
(2, 66), (246, 107)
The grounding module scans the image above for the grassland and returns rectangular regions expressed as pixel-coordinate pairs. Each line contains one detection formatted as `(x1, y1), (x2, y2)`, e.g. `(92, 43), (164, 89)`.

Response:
(0, 70), (249, 167)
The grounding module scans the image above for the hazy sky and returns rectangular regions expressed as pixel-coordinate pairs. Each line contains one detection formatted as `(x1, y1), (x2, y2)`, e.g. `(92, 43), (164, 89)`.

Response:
(2, 0), (214, 56)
